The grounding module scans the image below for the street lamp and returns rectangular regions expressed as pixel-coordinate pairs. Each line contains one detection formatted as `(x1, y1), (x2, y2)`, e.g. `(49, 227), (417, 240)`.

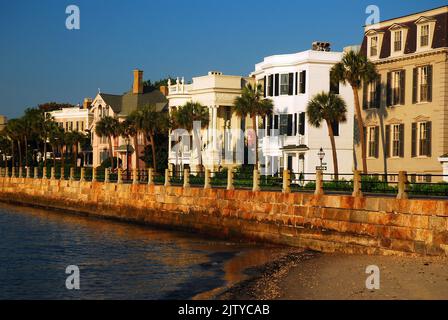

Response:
(318, 147), (325, 167)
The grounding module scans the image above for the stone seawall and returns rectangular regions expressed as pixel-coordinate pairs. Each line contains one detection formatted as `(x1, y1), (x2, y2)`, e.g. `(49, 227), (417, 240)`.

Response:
(1, 177), (447, 256)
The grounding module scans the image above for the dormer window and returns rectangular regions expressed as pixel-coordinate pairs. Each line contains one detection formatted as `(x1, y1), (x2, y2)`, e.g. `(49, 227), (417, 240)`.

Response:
(393, 30), (402, 52)
(420, 25), (429, 47)
(370, 36), (378, 56)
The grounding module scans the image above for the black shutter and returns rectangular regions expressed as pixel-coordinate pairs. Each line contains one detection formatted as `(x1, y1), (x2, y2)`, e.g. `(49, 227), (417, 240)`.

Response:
(375, 75), (381, 108)
(386, 72), (392, 107)
(299, 112), (305, 135)
(412, 68), (418, 104)
(385, 125), (390, 158)
(267, 115), (272, 136)
(400, 70), (406, 105)
(300, 71), (306, 94)
(274, 74), (279, 96)
(274, 115), (279, 130)
(426, 121), (432, 157)
(427, 65), (433, 102)
(263, 76), (267, 98)
(288, 73), (294, 96)
(399, 124), (405, 157)
(287, 114), (293, 136)
(295, 72), (298, 95)
(293, 113), (297, 135)
(331, 121), (340, 136)
(374, 126), (379, 158)
(362, 80), (368, 110)
(411, 123), (417, 157)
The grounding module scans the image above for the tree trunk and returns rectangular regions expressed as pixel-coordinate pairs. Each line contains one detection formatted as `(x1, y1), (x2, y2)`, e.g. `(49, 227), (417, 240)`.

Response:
(326, 120), (339, 181)
(24, 135), (28, 167)
(61, 145), (65, 170)
(43, 141), (47, 167)
(10, 140), (14, 168)
(252, 116), (259, 168)
(17, 140), (22, 168)
(134, 134), (139, 172)
(149, 132), (157, 172)
(352, 86), (367, 174)
(108, 136), (114, 171)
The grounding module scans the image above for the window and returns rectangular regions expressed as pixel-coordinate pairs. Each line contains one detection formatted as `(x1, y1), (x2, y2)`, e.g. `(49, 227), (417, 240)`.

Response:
(298, 112), (305, 135)
(330, 71), (339, 94)
(279, 114), (289, 135)
(267, 75), (274, 96)
(421, 25), (429, 47)
(392, 124), (401, 157)
(367, 126), (379, 158)
(394, 30), (402, 52)
(364, 76), (380, 109)
(419, 122), (429, 156)
(412, 121), (432, 157)
(370, 36), (378, 56)
(299, 71), (306, 94)
(387, 70), (405, 106)
(280, 74), (289, 95)
(413, 65), (432, 103)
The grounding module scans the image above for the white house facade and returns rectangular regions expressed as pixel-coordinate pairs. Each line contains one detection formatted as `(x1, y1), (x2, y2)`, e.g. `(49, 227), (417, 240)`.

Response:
(251, 45), (355, 178)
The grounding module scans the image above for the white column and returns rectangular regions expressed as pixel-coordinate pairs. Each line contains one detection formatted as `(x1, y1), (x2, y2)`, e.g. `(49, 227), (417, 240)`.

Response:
(212, 106), (218, 152)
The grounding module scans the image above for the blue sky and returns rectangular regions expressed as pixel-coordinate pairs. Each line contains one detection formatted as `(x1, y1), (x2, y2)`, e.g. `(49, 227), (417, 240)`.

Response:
(0, 0), (446, 118)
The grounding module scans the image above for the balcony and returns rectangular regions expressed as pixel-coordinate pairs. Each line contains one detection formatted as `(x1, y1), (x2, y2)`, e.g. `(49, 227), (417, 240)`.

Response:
(262, 135), (306, 153)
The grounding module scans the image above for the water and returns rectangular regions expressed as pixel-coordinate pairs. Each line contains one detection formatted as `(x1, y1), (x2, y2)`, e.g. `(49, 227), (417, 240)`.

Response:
(0, 202), (281, 300)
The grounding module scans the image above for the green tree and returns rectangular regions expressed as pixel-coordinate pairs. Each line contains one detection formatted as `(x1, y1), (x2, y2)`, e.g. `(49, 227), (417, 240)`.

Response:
(5, 119), (25, 167)
(233, 83), (274, 167)
(331, 50), (378, 174)
(95, 116), (121, 170)
(306, 92), (348, 180)
(121, 114), (140, 171)
(171, 102), (209, 171)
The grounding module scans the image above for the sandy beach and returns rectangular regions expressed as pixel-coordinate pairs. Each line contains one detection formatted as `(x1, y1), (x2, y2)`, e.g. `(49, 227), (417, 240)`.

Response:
(220, 251), (448, 300)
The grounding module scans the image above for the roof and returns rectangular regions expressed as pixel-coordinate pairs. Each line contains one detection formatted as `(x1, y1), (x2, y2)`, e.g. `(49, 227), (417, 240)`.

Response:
(99, 90), (168, 116)
(360, 10), (448, 59)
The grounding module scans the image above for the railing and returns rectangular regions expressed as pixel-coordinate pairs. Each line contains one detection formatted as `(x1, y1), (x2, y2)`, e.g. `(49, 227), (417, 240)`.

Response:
(1, 166), (447, 199)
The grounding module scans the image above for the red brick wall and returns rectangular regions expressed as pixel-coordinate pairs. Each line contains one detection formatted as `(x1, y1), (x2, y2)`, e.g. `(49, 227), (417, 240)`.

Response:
(1, 177), (447, 256)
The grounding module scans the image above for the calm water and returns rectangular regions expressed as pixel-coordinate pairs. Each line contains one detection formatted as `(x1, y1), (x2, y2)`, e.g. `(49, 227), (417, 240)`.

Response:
(0, 202), (281, 300)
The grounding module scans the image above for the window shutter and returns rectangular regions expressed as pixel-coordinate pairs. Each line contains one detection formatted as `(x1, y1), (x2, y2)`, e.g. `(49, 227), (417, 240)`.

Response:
(399, 124), (405, 157)
(263, 76), (267, 97)
(411, 123), (417, 157)
(400, 70), (406, 105)
(427, 65), (433, 102)
(375, 75), (381, 108)
(287, 114), (293, 136)
(426, 121), (432, 157)
(386, 72), (392, 107)
(295, 72), (298, 95)
(300, 71), (306, 94)
(288, 73), (294, 95)
(412, 68), (418, 104)
(385, 125), (390, 158)
(267, 115), (272, 136)
(362, 80), (368, 110)
(274, 115), (279, 130)
(374, 126), (379, 158)
(299, 112), (305, 135)
(268, 75), (274, 96)
(293, 113), (297, 135)
(274, 74), (279, 96)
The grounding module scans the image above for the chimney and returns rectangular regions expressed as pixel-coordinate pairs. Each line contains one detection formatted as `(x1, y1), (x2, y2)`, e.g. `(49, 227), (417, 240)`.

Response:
(159, 85), (168, 96)
(311, 41), (331, 52)
(83, 98), (93, 109)
(133, 69), (144, 94)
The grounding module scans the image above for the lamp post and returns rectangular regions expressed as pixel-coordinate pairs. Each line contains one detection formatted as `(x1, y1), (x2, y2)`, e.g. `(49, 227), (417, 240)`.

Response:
(318, 147), (325, 167)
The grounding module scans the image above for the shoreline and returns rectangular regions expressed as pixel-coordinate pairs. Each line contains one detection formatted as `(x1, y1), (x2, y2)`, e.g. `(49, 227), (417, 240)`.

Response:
(216, 250), (319, 300)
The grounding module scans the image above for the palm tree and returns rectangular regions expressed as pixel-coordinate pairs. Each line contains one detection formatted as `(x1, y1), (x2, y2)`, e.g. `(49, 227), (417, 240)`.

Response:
(307, 92), (347, 180)
(65, 131), (85, 167)
(40, 113), (56, 167)
(95, 116), (121, 170)
(233, 83), (274, 168)
(48, 124), (64, 167)
(331, 50), (378, 174)
(171, 102), (208, 171)
(5, 119), (25, 167)
(121, 113), (140, 171)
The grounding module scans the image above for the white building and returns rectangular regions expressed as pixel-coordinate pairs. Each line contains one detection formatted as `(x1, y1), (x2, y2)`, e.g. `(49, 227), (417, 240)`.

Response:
(167, 72), (254, 172)
(251, 43), (355, 177)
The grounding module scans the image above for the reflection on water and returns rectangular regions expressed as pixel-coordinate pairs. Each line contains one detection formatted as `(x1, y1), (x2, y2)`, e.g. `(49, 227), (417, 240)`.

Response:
(0, 202), (282, 300)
